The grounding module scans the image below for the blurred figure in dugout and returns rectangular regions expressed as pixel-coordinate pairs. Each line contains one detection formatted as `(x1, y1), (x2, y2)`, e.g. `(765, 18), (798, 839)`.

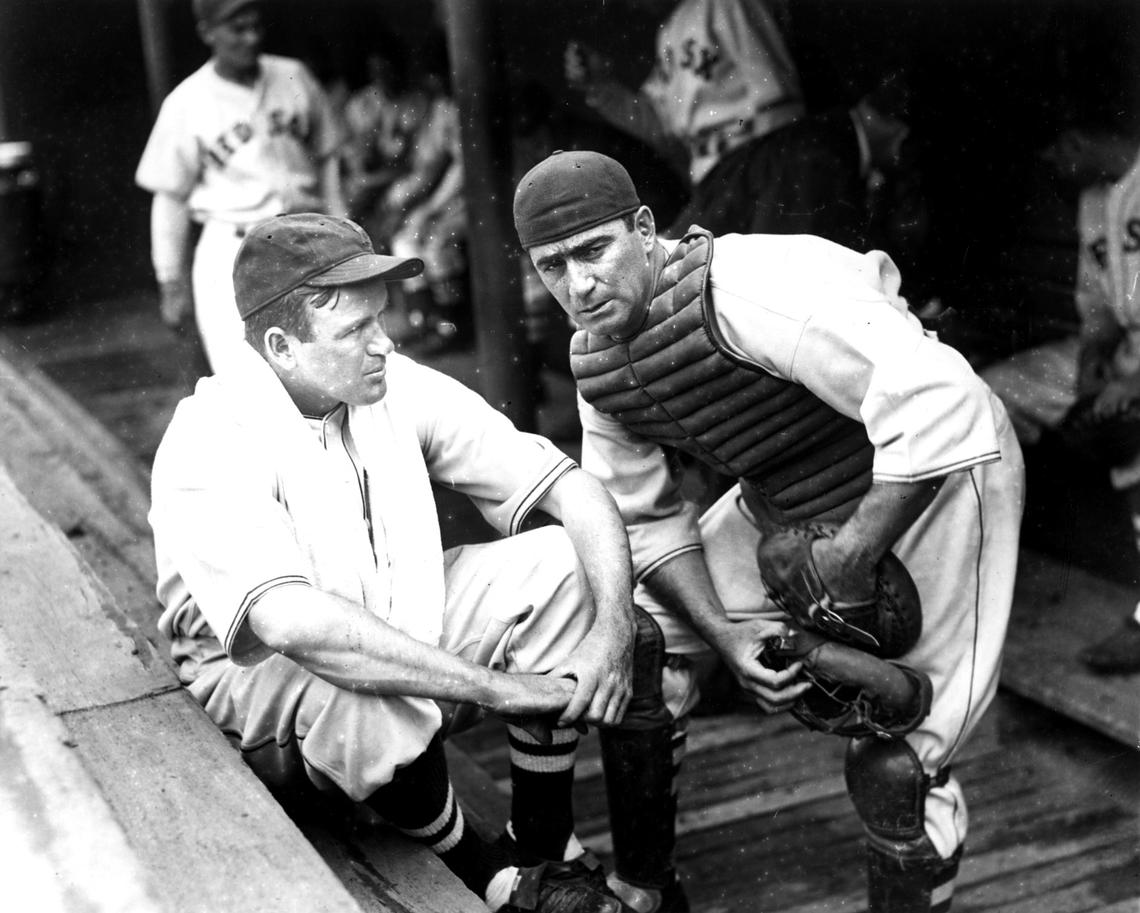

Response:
(982, 140), (1140, 675)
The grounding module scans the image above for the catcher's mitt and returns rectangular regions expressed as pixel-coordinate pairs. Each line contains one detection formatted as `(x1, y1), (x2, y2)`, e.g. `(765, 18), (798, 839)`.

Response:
(761, 627), (932, 738)
(1057, 394), (1140, 468)
(755, 523), (922, 659)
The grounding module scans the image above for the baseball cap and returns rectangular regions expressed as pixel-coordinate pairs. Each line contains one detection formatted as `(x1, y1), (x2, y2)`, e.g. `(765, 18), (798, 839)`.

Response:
(513, 150), (641, 250)
(193, 0), (260, 26)
(233, 213), (423, 320)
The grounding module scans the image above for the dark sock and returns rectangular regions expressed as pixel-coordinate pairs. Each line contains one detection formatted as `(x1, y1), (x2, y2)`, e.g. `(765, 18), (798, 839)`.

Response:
(507, 724), (578, 860)
(365, 736), (508, 896)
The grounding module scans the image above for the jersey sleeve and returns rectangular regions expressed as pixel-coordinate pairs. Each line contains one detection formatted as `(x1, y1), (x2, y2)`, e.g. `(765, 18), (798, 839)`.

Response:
(150, 399), (313, 665)
(579, 394), (703, 581)
(711, 0), (802, 99)
(396, 358), (576, 536)
(296, 61), (345, 161)
(711, 238), (1002, 483)
(135, 87), (202, 199)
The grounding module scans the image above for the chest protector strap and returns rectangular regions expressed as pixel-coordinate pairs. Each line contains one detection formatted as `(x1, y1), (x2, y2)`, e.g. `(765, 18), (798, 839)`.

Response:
(571, 229), (873, 522)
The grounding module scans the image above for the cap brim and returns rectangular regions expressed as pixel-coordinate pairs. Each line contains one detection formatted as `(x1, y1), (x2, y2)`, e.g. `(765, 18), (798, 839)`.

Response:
(309, 252), (424, 286)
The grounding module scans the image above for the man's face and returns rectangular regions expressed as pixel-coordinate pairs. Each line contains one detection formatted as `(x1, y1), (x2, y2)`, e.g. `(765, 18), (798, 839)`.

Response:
(201, 8), (264, 75)
(280, 280), (395, 416)
(529, 208), (657, 338)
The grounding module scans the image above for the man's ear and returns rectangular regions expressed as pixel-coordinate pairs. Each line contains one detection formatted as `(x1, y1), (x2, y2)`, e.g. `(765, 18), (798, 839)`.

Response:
(635, 205), (657, 251)
(263, 327), (294, 369)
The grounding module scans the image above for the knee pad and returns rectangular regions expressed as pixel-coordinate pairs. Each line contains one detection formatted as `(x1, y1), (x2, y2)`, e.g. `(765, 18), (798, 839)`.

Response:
(846, 737), (961, 912)
(845, 736), (939, 846)
(619, 605), (672, 731)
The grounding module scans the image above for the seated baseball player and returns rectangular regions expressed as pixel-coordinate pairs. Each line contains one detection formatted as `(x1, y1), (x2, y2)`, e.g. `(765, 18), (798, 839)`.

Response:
(148, 213), (681, 913)
(513, 151), (1026, 913)
(983, 147), (1140, 676)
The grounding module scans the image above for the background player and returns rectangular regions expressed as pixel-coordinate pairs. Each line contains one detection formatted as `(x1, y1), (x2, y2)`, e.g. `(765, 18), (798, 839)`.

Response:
(135, 0), (346, 374)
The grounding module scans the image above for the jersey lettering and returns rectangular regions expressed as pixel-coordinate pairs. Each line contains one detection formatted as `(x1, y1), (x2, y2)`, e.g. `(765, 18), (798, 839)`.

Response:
(1124, 217), (1140, 254)
(652, 38), (721, 84)
(1089, 220), (1140, 270)
(197, 109), (310, 174)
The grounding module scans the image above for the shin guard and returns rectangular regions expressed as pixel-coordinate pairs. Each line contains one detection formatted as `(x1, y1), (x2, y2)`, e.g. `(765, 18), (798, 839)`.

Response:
(600, 607), (677, 892)
(845, 737), (961, 913)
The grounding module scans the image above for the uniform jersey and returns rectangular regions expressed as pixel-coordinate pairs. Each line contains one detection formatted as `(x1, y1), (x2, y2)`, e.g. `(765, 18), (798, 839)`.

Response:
(136, 54), (341, 225)
(1087, 151), (1140, 376)
(641, 0), (804, 183)
(152, 349), (573, 666)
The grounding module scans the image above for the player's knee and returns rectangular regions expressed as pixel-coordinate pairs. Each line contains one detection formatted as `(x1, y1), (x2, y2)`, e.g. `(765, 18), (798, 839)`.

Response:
(844, 736), (947, 858)
(618, 607), (672, 730)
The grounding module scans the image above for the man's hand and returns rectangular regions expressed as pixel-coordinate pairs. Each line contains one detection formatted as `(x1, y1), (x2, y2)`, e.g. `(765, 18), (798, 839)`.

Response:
(485, 671), (577, 721)
(710, 618), (811, 713)
(1093, 374), (1140, 420)
(158, 276), (194, 331)
(565, 42), (611, 89)
(550, 622), (634, 728)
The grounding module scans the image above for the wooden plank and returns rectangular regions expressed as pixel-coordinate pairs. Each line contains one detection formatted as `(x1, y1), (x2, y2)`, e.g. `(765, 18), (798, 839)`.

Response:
(1005, 548), (1140, 748)
(303, 810), (485, 913)
(0, 679), (164, 913)
(64, 694), (365, 913)
(0, 469), (172, 711)
(0, 470), (365, 913)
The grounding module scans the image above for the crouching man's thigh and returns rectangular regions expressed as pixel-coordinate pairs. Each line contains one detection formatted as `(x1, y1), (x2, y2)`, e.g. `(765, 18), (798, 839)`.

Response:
(440, 525), (593, 676)
(188, 650), (439, 803)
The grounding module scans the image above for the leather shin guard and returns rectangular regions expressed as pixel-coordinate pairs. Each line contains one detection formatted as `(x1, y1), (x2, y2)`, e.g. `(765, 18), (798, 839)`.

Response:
(599, 607), (676, 890)
(846, 737), (961, 913)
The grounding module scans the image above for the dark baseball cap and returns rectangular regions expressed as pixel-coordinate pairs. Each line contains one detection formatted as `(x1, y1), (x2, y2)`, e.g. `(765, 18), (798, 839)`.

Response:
(233, 213), (423, 320)
(193, 0), (260, 26)
(513, 150), (641, 250)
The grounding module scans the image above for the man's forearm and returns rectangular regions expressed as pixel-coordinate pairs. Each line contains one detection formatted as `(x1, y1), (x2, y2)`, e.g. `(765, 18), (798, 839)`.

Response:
(248, 585), (498, 706)
(150, 192), (192, 282)
(828, 478), (944, 577)
(642, 549), (735, 650)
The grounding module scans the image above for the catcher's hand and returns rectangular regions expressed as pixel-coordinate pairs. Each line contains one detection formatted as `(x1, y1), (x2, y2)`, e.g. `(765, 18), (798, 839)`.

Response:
(755, 524), (922, 659)
(762, 626), (933, 738)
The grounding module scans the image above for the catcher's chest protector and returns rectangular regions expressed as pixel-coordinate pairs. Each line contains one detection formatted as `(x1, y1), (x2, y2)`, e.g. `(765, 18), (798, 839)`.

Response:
(571, 229), (874, 521)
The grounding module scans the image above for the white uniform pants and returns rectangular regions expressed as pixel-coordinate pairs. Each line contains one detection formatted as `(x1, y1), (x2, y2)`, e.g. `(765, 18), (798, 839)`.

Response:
(192, 220), (248, 374)
(181, 526), (593, 802)
(640, 396), (1025, 859)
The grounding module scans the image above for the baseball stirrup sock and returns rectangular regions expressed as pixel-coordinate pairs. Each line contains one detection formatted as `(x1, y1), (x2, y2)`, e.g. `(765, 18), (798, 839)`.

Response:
(507, 724), (579, 861)
(365, 736), (507, 896)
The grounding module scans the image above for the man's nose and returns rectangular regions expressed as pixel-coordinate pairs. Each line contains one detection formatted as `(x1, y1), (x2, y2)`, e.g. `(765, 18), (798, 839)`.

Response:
(567, 261), (595, 303)
(367, 327), (395, 357)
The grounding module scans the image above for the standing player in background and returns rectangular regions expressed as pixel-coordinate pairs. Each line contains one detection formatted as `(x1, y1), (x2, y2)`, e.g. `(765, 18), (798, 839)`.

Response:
(564, 0), (921, 258)
(565, 0), (803, 231)
(136, 0), (345, 374)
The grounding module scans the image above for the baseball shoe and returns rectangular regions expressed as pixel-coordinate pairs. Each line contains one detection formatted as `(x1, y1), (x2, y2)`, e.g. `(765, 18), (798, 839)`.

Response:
(499, 862), (625, 913)
(495, 833), (612, 894)
(606, 873), (690, 913)
(1081, 615), (1140, 674)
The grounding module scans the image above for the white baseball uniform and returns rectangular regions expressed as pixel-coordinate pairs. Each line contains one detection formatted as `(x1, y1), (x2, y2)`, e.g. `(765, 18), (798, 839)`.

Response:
(641, 0), (804, 184)
(579, 234), (1025, 859)
(136, 54), (342, 372)
(150, 345), (593, 800)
